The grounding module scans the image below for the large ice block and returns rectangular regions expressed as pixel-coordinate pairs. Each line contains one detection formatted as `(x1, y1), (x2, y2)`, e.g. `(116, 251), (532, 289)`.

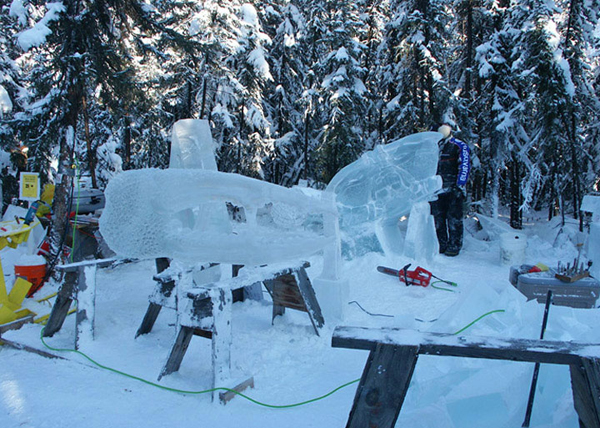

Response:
(99, 169), (337, 266)
(326, 132), (442, 257)
(169, 119), (218, 170)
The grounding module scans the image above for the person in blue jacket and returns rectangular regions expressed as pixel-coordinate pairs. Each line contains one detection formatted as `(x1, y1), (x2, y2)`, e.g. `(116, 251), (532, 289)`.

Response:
(430, 123), (471, 256)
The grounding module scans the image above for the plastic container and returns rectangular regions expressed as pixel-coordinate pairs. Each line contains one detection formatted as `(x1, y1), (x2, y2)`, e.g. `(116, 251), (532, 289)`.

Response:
(14, 263), (46, 290)
(500, 232), (527, 265)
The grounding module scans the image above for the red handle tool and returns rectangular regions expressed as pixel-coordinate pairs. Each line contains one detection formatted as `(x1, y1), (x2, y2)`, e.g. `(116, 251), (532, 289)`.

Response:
(377, 264), (433, 287)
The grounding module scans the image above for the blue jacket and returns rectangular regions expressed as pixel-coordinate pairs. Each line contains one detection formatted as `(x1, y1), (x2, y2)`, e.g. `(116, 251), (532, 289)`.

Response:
(437, 136), (471, 189)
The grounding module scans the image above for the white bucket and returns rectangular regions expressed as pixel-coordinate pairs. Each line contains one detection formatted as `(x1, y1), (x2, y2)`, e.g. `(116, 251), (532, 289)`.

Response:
(500, 232), (527, 265)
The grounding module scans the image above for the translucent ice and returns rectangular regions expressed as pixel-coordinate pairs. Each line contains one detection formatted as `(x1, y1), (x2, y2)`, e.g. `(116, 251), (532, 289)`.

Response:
(581, 195), (600, 277)
(403, 201), (439, 261)
(169, 119), (218, 170)
(326, 132), (442, 257)
(168, 119), (229, 234)
(99, 168), (337, 266)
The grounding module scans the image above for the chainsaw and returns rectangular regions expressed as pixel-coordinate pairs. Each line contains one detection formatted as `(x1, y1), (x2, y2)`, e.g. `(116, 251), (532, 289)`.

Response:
(377, 264), (433, 287)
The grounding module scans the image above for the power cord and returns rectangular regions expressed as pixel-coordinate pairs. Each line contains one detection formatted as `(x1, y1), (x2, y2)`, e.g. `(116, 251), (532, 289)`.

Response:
(38, 308), (506, 408)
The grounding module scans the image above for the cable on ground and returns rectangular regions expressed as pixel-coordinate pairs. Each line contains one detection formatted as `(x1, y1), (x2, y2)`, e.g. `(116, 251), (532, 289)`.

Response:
(39, 308), (506, 408)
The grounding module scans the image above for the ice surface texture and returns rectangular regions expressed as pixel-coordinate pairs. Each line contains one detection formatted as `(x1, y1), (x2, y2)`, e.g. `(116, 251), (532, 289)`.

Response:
(326, 132), (442, 257)
(169, 119), (218, 171)
(99, 168), (337, 266)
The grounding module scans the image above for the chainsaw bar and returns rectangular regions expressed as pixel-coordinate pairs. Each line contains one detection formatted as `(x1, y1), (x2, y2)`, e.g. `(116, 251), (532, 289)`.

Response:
(377, 265), (432, 287)
(377, 266), (400, 277)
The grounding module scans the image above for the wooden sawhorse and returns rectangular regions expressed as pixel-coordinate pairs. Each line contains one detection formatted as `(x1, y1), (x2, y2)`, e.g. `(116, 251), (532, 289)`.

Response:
(158, 263), (324, 402)
(43, 258), (127, 348)
(136, 259), (251, 338)
(137, 261), (324, 339)
(332, 326), (600, 428)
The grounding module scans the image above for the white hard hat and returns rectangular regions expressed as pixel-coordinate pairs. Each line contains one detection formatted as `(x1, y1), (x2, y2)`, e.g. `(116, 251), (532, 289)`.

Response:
(438, 124), (452, 139)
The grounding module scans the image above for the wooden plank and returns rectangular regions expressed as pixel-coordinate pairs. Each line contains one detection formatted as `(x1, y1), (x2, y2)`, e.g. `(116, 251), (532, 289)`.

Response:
(186, 293), (213, 323)
(0, 315), (34, 335)
(347, 344), (418, 428)
(267, 274), (307, 311)
(570, 358), (600, 428)
(158, 326), (195, 380)
(155, 257), (170, 274)
(211, 288), (232, 402)
(556, 272), (590, 283)
(332, 326), (597, 365)
(75, 265), (97, 349)
(272, 302), (285, 319)
(192, 328), (213, 339)
(135, 303), (162, 338)
(55, 257), (121, 273)
(263, 267), (323, 335)
(43, 270), (78, 337)
(294, 267), (325, 330)
(219, 376), (255, 404)
(0, 336), (67, 360)
(136, 258), (173, 337)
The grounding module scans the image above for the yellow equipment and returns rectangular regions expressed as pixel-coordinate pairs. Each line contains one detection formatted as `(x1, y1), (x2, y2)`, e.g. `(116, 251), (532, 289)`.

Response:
(0, 218), (38, 325)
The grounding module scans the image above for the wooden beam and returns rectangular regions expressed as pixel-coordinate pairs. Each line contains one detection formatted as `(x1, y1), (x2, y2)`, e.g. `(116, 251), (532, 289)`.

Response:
(0, 315), (34, 335)
(219, 376), (255, 404)
(135, 302), (162, 338)
(75, 264), (97, 349)
(332, 326), (598, 365)
(347, 344), (418, 428)
(158, 326), (195, 381)
(571, 358), (600, 428)
(43, 270), (78, 337)
(0, 336), (67, 360)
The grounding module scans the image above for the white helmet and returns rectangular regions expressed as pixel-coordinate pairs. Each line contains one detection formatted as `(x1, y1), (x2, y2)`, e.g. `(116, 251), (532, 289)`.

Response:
(438, 124), (452, 139)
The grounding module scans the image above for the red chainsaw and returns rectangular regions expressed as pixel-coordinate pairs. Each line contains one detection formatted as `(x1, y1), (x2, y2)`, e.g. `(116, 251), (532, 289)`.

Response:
(377, 264), (433, 287)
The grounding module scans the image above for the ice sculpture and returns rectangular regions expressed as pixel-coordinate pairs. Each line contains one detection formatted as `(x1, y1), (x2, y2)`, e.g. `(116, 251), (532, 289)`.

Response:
(403, 201), (439, 260)
(326, 132), (442, 257)
(170, 119), (218, 170)
(582, 195), (600, 279)
(99, 168), (337, 266)
(168, 119), (229, 235)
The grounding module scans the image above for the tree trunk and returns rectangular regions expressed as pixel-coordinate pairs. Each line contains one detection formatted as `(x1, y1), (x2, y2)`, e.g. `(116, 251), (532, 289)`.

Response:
(509, 155), (522, 229)
(465, 1), (473, 100)
(82, 94), (98, 188)
(123, 120), (131, 171)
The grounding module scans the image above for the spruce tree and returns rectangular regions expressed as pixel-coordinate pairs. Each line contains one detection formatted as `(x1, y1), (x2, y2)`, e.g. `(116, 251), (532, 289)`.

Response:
(381, 0), (450, 140)
(14, 0), (168, 266)
(262, 0), (308, 186)
(314, 0), (367, 184)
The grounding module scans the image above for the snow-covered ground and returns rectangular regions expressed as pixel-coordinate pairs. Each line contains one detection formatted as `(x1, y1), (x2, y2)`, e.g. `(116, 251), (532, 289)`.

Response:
(1, 213), (599, 428)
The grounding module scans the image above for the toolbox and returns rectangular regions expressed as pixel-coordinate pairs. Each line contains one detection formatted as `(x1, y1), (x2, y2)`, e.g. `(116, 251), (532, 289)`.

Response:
(509, 264), (600, 308)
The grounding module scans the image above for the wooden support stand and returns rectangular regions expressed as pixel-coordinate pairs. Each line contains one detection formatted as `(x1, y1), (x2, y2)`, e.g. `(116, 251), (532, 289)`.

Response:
(159, 284), (253, 403)
(43, 258), (125, 349)
(136, 260), (236, 338)
(263, 265), (324, 336)
(135, 258), (176, 337)
(157, 263), (324, 403)
(332, 326), (600, 428)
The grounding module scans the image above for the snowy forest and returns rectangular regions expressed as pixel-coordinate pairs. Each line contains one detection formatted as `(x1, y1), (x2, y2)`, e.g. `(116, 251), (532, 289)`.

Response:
(0, 0), (599, 234)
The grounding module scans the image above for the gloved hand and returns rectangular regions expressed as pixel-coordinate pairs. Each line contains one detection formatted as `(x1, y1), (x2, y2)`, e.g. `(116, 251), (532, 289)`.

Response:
(456, 185), (470, 214)
(455, 185), (467, 197)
